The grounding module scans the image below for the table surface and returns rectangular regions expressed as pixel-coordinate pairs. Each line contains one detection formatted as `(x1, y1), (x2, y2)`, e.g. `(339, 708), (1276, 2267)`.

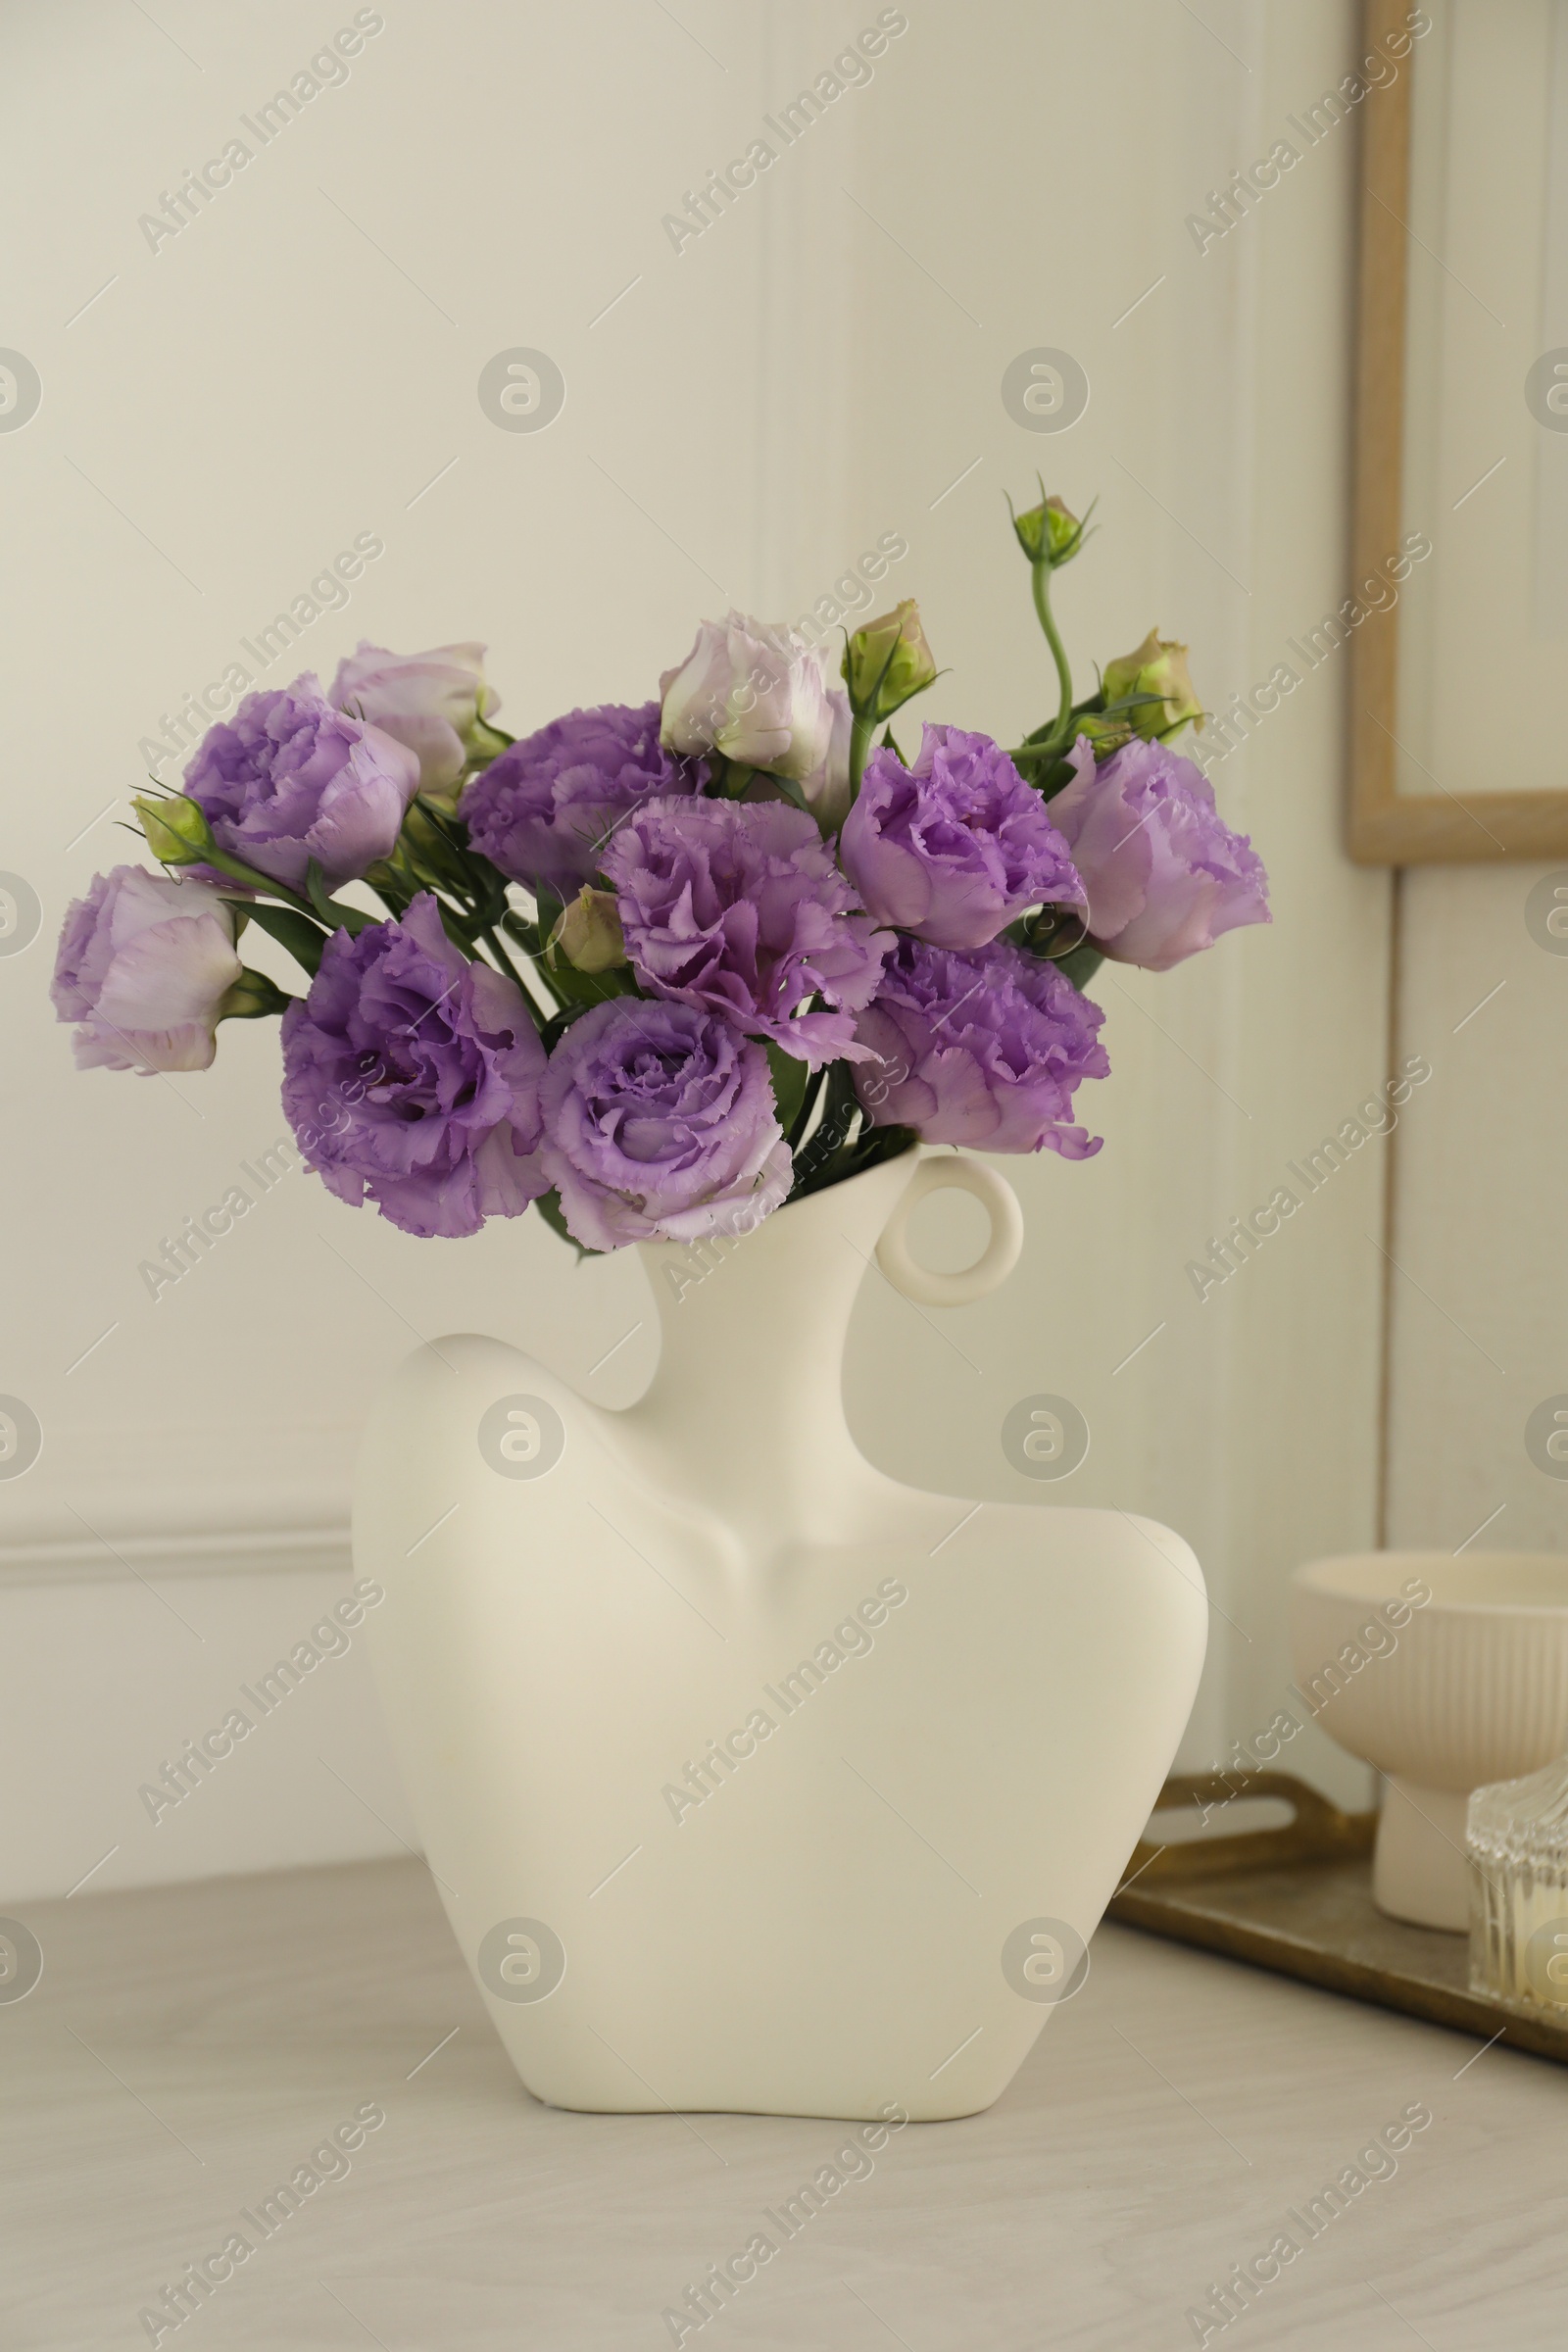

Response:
(5, 1856), (1563, 2351)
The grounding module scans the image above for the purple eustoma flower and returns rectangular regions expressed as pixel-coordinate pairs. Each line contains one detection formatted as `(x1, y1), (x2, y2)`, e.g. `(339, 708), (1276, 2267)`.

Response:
(184, 674), (421, 893)
(1047, 736), (1270, 971)
(538, 997), (792, 1250)
(461, 701), (703, 900)
(280, 894), (547, 1239)
(853, 935), (1108, 1158)
(660, 611), (842, 786)
(329, 640), (501, 805)
(840, 724), (1086, 951)
(603, 796), (891, 1067)
(52, 865), (242, 1073)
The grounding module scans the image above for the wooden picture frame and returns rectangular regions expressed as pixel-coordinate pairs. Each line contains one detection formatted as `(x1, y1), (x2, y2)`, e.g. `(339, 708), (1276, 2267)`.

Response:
(1349, 0), (1568, 861)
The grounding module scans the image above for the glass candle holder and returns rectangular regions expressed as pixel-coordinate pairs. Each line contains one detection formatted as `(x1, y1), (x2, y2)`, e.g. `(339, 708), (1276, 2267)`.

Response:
(1467, 1756), (1568, 2009)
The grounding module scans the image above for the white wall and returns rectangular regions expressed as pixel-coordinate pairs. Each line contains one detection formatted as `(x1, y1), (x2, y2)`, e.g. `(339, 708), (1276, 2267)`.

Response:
(1, 0), (1387, 1903)
(1387, 864), (1568, 1554)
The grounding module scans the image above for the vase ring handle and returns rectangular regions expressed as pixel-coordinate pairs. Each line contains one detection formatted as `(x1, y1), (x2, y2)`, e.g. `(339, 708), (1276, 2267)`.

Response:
(874, 1153), (1024, 1308)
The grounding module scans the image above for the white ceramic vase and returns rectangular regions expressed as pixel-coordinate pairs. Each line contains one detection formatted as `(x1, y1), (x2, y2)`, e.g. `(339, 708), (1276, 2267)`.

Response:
(355, 1151), (1207, 2121)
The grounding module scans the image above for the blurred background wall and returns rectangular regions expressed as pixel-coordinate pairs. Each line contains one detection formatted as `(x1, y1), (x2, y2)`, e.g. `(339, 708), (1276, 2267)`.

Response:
(1, 0), (1547, 1905)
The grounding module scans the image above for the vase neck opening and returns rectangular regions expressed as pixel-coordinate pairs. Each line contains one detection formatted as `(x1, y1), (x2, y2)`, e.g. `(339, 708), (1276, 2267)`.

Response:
(624, 1157), (917, 1512)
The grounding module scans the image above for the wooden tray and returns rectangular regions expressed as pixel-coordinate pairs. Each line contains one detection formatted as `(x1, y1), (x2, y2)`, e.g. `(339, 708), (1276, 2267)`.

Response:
(1106, 1771), (1568, 2066)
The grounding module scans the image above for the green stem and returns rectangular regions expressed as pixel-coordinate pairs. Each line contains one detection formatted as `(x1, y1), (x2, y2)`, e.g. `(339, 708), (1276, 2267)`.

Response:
(202, 847), (320, 919)
(848, 710), (878, 804)
(498, 909), (564, 1017)
(480, 923), (527, 990)
(1031, 560), (1075, 754)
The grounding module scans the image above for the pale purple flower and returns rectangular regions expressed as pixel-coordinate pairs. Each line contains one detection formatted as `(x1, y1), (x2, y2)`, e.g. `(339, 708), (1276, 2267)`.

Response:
(539, 997), (792, 1250)
(329, 640), (500, 803)
(52, 866), (242, 1073)
(184, 674), (420, 892)
(1047, 736), (1270, 972)
(799, 684), (854, 833)
(660, 611), (839, 784)
(853, 935), (1108, 1158)
(603, 796), (891, 1067)
(279, 895), (547, 1239)
(461, 701), (702, 899)
(841, 724), (1085, 950)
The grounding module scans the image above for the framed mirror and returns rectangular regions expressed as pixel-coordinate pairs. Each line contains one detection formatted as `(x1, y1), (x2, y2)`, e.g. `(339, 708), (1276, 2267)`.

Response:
(1350, 0), (1568, 859)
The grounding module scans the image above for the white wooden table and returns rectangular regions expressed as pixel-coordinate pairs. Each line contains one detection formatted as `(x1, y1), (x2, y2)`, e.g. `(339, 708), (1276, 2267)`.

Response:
(5, 1859), (1561, 2348)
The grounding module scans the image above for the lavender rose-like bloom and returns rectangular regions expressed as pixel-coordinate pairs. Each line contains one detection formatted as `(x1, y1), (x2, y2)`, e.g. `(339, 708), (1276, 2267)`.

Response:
(603, 796), (891, 1067)
(539, 997), (792, 1250)
(1048, 736), (1269, 972)
(52, 866), (243, 1073)
(280, 895), (547, 1239)
(184, 675), (420, 893)
(853, 935), (1108, 1159)
(329, 640), (501, 805)
(461, 701), (701, 900)
(841, 723), (1086, 951)
(661, 611), (839, 784)
(799, 684), (855, 832)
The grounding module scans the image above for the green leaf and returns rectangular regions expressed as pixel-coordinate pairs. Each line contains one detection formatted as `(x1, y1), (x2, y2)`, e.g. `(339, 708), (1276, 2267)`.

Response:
(540, 1003), (593, 1054)
(532, 1187), (596, 1261)
(227, 900), (328, 979)
(758, 768), (811, 816)
(541, 941), (637, 1009)
(501, 908), (547, 958)
(1054, 943), (1104, 993)
(305, 858), (376, 936)
(765, 1041), (809, 1133)
(363, 859), (416, 917)
(432, 898), (483, 956)
(304, 858), (336, 924)
(785, 1058), (864, 1200)
(1010, 746), (1080, 802)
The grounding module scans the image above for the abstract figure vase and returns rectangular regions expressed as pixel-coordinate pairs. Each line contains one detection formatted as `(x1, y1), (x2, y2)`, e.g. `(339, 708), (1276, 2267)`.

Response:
(355, 1150), (1207, 2122)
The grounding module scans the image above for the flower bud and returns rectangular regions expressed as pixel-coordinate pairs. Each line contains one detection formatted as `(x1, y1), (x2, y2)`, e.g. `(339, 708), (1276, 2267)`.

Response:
(217, 967), (291, 1022)
(1010, 494), (1084, 567)
(549, 887), (627, 974)
(1075, 710), (1135, 760)
(1102, 629), (1203, 740)
(133, 791), (216, 866)
(843, 599), (937, 720)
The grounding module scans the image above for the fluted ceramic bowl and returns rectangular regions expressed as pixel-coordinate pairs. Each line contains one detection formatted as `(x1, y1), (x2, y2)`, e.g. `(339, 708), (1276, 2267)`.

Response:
(1288, 1553), (1568, 1930)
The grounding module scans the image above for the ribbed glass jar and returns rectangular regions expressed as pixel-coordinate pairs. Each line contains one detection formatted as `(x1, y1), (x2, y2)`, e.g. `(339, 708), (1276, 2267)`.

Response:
(1467, 1757), (1568, 2008)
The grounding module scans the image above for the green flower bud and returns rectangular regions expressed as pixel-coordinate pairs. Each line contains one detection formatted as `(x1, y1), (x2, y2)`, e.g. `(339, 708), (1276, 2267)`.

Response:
(1075, 710), (1135, 759)
(1010, 494), (1084, 567)
(1102, 629), (1203, 739)
(217, 967), (291, 1022)
(843, 599), (937, 720)
(549, 888), (627, 974)
(133, 792), (216, 866)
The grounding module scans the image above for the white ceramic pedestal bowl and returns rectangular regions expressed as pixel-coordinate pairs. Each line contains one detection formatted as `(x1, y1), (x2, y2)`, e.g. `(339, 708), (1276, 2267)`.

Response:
(1288, 1553), (1568, 1931)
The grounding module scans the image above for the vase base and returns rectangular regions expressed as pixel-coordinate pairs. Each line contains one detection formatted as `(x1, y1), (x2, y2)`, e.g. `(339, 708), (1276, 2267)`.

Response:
(1373, 1778), (1470, 1931)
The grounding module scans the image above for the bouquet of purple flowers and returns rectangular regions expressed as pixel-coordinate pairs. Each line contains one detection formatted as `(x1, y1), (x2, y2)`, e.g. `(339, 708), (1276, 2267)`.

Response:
(53, 493), (1269, 1250)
